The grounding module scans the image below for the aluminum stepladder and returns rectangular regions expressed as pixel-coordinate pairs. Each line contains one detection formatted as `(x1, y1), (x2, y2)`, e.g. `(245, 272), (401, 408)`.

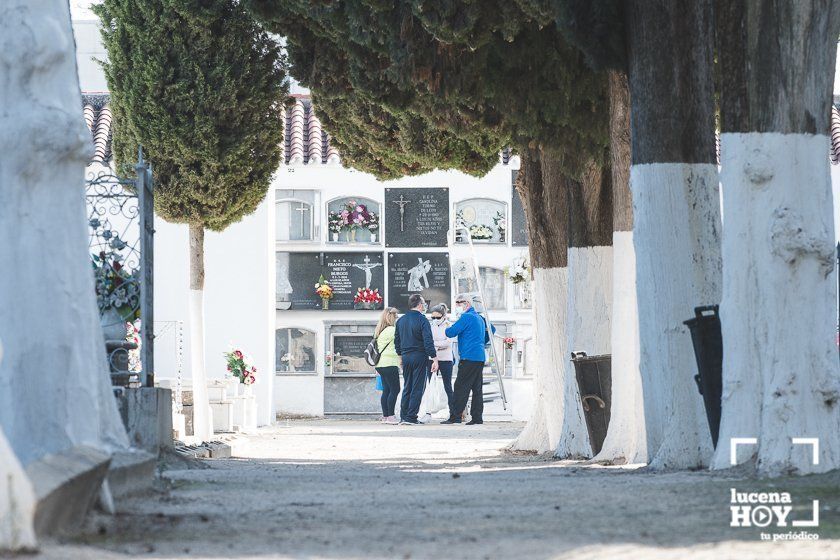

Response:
(453, 223), (508, 410)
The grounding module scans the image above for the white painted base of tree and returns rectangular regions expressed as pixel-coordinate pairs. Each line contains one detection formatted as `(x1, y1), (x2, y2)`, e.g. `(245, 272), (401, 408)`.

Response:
(595, 231), (647, 464)
(512, 267), (567, 453)
(631, 163), (721, 469)
(0, 0), (129, 468)
(0, 428), (36, 551)
(556, 247), (612, 458)
(712, 133), (839, 476)
(189, 289), (213, 441)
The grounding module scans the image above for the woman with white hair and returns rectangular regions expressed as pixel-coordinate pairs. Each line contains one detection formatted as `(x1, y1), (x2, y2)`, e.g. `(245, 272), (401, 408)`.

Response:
(429, 303), (455, 407)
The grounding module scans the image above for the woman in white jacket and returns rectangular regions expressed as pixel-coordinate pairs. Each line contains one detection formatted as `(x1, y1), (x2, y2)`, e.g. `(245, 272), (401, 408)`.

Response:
(429, 304), (455, 407)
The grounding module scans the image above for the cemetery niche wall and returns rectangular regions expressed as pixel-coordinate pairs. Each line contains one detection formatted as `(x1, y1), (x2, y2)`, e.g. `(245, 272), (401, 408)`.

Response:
(454, 198), (508, 244)
(454, 264), (508, 311)
(385, 187), (449, 247)
(276, 189), (320, 242)
(510, 171), (529, 246)
(387, 252), (452, 312)
(326, 196), (380, 244)
(276, 252), (385, 310)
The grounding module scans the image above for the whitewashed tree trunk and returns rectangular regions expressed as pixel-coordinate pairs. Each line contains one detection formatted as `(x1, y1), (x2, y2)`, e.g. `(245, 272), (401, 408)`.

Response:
(0, 341), (36, 552)
(0, 427), (36, 552)
(712, 0), (840, 476)
(555, 158), (613, 459)
(713, 134), (839, 474)
(632, 164), (720, 468)
(0, 0), (129, 466)
(625, 0), (720, 469)
(513, 268), (567, 453)
(189, 224), (213, 441)
(595, 231), (647, 464)
(595, 71), (647, 464)
(511, 149), (569, 453)
(558, 247), (611, 458)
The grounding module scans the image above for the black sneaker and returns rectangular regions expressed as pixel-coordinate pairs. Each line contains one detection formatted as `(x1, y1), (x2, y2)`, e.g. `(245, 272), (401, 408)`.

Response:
(440, 418), (461, 424)
(400, 419), (420, 425)
(466, 419), (483, 425)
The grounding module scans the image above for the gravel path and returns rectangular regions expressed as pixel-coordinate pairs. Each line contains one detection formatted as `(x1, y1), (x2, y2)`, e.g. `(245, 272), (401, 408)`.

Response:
(35, 419), (840, 559)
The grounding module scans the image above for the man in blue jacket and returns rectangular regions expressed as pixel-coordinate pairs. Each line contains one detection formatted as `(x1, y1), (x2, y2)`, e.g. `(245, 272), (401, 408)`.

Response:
(394, 294), (438, 424)
(442, 294), (495, 425)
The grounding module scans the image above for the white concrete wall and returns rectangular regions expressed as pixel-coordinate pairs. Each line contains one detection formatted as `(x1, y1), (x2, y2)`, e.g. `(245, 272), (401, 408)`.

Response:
(153, 201), (276, 426)
(73, 18), (107, 92)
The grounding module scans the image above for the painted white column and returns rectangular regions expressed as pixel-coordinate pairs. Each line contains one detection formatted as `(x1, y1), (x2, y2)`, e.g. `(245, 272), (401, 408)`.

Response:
(712, 133), (840, 475)
(595, 231), (647, 464)
(556, 247), (612, 458)
(631, 163), (721, 469)
(0, 0), (129, 465)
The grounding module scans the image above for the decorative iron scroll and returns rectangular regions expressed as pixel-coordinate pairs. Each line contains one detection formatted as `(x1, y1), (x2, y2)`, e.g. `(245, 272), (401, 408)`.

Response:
(85, 150), (154, 387)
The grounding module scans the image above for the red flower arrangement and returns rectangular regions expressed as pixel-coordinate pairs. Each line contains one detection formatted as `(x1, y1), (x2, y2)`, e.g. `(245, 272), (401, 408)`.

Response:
(354, 288), (383, 305)
(224, 348), (256, 385)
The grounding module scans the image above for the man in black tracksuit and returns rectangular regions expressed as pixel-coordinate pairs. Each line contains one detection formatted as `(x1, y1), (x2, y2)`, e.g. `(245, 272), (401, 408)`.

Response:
(394, 294), (438, 424)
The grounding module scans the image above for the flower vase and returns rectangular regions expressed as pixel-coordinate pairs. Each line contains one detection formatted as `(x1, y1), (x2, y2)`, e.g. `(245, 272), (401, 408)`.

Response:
(332, 232), (339, 242)
(349, 229), (357, 243)
(243, 384), (254, 397)
(370, 233), (377, 243)
(321, 297), (330, 310)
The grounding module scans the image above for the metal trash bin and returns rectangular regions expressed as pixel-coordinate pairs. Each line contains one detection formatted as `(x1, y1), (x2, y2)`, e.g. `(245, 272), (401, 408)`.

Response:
(570, 352), (612, 455)
(683, 305), (723, 448)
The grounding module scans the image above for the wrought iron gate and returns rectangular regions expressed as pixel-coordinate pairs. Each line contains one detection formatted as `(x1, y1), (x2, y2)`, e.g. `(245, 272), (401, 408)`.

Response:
(86, 149), (155, 387)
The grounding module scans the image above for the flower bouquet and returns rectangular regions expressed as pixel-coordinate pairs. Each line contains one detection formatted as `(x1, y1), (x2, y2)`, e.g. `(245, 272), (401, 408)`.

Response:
(507, 257), (530, 284)
(315, 274), (334, 310)
(224, 348), (257, 385)
(493, 210), (507, 242)
(92, 250), (141, 322)
(328, 212), (344, 241)
(367, 212), (379, 243)
(469, 224), (494, 241)
(503, 336), (516, 350)
(354, 287), (383, 310)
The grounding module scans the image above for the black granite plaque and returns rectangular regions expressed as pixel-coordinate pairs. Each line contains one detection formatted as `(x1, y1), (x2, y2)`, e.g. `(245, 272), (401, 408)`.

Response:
(385, 188), (449, 247)
(277, 252), (385, 310)
(387, 252), (451, 312)
(331, 334), (375, 374)
(511, 171), (529, 246)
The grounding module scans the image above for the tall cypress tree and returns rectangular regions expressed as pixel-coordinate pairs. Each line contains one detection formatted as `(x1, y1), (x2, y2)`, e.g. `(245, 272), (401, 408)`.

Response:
(95, 0), (288, 440)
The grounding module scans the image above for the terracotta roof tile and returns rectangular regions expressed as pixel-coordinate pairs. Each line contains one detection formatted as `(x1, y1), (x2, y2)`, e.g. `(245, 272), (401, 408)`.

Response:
(82, 93), (112, 164)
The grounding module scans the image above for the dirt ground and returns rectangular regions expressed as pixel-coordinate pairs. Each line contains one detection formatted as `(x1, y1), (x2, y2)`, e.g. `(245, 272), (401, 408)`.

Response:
(32, 419), (840, 560)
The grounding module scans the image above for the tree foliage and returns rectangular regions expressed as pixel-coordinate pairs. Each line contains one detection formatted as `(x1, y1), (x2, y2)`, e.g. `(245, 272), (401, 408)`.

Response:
(247, 0), (609, 179)
(95, 0), (288, 231)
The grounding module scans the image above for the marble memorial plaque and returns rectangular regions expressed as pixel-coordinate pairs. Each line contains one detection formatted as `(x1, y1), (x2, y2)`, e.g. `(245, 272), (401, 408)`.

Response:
(510, 171), (529, 246)
(276, 252), (384, 310)
(387, 252), (451, 312)
(385, 188), (449, 247)
(331, 334), (375, 374)
(454, 198), (507, 244)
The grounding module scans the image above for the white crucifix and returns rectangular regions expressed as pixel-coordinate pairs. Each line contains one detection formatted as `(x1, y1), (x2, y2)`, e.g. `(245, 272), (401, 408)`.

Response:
(352, 255), (382, 288)
(392, 194), (412, 232)
(294, 202), (310, 237)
